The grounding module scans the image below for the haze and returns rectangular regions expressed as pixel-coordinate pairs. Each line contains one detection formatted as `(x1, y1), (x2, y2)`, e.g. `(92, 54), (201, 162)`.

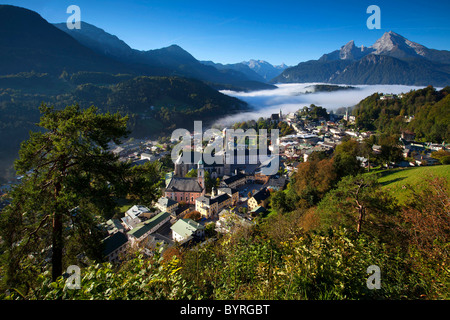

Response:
(215, 83), (430, 126)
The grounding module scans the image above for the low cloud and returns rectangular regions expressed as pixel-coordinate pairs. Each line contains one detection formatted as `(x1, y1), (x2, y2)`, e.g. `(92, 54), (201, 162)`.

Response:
(215, 83), (429, 126)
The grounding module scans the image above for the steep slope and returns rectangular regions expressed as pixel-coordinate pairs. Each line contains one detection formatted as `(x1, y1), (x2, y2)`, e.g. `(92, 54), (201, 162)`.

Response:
(0, 5), (131, 75)
(55, 21), (274, 91)
(53, 22), (134, 60)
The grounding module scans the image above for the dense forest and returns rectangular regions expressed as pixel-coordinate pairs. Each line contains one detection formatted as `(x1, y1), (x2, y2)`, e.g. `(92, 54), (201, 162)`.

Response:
(352, 86), (450, 143)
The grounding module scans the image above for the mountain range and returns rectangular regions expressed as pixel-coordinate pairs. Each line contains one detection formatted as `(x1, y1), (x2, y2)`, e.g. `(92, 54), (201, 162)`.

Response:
(0, 5), (273, 92)
(51, 21), (275, 91)
(273, 31), (450, 86)
(54, 22), (287, 87)
(200, 59), (289, 83)
(1, 5), (448, 89)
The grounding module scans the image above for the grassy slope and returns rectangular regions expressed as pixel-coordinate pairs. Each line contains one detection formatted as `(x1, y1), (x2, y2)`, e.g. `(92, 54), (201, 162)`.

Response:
(374, 165), (450, 204)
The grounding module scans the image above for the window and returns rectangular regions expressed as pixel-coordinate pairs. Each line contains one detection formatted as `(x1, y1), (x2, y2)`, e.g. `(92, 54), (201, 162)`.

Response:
(191, 197), (194, 202)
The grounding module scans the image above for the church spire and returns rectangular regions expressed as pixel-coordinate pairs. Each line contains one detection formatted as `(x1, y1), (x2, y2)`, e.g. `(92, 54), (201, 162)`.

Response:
(197, 159), (205, 191)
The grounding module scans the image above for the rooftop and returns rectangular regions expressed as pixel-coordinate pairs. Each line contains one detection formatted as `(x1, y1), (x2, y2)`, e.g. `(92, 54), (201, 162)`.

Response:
(251, 187), (271, 202)
(171, 218), (205, 239)
(102, 232), (128, 257)
(166, 177), (203, 193)
(127, 211), (171, 239)
(157, 197), (178, 208)
(126, 205), (151, 219)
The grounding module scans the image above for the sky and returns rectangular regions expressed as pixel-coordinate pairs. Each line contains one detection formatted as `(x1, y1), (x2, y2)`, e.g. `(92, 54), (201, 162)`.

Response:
(2, 0), (450, 65)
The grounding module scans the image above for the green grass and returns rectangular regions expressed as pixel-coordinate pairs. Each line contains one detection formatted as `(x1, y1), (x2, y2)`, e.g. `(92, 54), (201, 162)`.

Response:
(372, 165), (450, 204)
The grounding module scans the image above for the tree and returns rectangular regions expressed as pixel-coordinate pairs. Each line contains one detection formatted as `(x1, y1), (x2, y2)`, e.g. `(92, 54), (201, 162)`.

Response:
(293, 157), (337, 205)
(270, 189), (298, 214)
(185, 169), (197, 178)
(431, 149), (450, 165)
(317, 174), (398, 237)
(378, 135), (403, 168)
(332, 139), (363, 179)
(184, 210), (201, 221)
(0, 104), (158, 288)
(400, 176), (450, 298)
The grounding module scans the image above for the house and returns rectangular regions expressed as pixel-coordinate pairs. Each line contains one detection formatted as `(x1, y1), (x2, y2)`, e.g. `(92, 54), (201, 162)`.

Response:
(401, 130), (416, 142)
(270, 113), (280, 123)
(249, 206), (267, 217)
(221, 172), (247, 189)
(195, 195), (218, 218)
(215, 209), (253, 233)
(102, 218), (126, 235)
(217, 187), (239, 206)
(372, 145), (382, 154)
(195, 191), (232, 218)
(195, 186), (238, 218)
(171, 218), (205, 242)
(413, 154), (439, 166)
(127, 211), (171, 246)
(140, 153), (154, 161)
(248, 187), (271, 211)
(155, 197), (179, 215)
(266, 176), (286, 191)
(174, 203), (191, 218)
(102, 231), (129, 263)
(121, 205), (151, 230)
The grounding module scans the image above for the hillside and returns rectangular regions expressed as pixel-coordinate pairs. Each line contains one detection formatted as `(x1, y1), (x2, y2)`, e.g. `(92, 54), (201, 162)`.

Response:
(352, 86), (450, 143)
(54, 21), (274, 92)
(0, 75), (249, 182)
(0, 5), (131, 76)
(376, 165), (450, 204)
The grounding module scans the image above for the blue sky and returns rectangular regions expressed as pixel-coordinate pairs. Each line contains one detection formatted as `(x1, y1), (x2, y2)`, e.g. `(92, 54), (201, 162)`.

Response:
(2, 0), (450, 65)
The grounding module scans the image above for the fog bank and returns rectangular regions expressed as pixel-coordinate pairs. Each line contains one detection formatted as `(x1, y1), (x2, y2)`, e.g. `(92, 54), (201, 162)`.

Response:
(215, 83), (428, 126)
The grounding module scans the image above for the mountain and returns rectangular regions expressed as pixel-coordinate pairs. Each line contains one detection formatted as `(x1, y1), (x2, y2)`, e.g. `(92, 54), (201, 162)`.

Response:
(54, 22), (274, 91)
(242, 60), (289, 81)
(0, 5), (132, 76)
(274, 31), (450, 86)
(53, 22), (134, 60)
(200, 60), (266, 83)
(319, 40), (374, 62)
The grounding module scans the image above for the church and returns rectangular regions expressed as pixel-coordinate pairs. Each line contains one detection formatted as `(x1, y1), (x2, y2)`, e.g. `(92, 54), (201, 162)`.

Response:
(165, 159), (206, 205)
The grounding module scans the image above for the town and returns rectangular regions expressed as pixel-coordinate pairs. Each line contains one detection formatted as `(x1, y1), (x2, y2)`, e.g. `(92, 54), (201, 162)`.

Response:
(3, 100), (443, 264)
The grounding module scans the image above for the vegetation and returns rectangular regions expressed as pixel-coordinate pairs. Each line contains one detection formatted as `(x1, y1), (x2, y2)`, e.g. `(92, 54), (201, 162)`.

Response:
(0, 105), (162, 290)
(353, 86), (450, 143)
(231, 117), (295, 137)
(0, 90), (449, 301)
(0, 74), (249, 183)
(4, 171), (447, 300)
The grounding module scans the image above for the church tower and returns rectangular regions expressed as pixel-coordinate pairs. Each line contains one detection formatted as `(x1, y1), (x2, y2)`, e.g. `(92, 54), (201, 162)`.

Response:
(197, 159), (205, 192)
